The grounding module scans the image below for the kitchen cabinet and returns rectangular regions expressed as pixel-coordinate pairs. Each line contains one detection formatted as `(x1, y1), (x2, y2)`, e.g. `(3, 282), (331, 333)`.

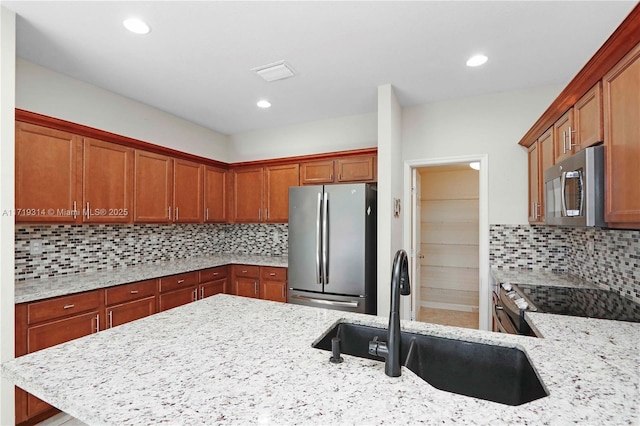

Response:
(260, 267), (287, 303)
(83, 137), (134, 223)
(198, 266), (228, 298)
(603, 42), (640, 228)
(233, 164), (299, 223)
(15, 122), (82, 223)
(528, 128), (554, 224)
(173, 159), (204, 223)
(233, 265), (261, 298)
(15, 290), (103, 424)
(105, 279), (157, 328)
(134, 150), (173, 223)
(204, 166), (227, 223)
(300, 155), (376, 185)
(574, 82), (603, 149)
(553, 109), (576, 163)
(158, 272), (199, 312)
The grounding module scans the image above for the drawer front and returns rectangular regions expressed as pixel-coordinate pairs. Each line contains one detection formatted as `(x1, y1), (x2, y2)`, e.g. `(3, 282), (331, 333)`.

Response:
(159, 272), (199, 293)
(199, 280), (226, 299)
(27, 311), (99, 352)
(233, 265), (260, 278)
(107, 296), (156, 328)
(158, 287), (197, 312)
(199, 266), (228, 283)
(27, 291), (101, 325)
(105, 279), (157, 306)
(261, 266), (287, 281)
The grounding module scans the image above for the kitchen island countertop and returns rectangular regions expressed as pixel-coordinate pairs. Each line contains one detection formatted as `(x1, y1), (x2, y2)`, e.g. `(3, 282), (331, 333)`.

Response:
(2, 294), (638, 425)
(14, 254), (288, 304)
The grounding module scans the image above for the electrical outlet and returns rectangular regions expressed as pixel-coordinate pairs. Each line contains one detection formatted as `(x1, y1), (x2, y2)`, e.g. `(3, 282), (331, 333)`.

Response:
(587, 239), (595, 254)
(30, 240), (43, 255)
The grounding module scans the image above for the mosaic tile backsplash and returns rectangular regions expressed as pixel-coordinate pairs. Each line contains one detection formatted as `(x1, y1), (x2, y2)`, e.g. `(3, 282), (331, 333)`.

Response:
(491, 225), (640, 304)
(15, 223), (288, 281)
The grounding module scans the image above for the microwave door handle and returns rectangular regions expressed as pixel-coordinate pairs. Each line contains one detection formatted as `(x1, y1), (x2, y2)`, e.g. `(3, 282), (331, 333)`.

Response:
(560, 172), (567, 217)
(316, 192), (322, 285)
(578, 171), (584, 215)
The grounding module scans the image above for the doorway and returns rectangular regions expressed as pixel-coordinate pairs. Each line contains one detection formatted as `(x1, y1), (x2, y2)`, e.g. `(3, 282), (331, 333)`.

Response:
(403, 155), (490, 331)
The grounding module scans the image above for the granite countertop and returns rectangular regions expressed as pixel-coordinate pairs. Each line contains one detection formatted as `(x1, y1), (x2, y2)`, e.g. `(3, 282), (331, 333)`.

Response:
(14, 254), (288, 304)
(2, 295), (639, 425)
(490, 268), (600, 290)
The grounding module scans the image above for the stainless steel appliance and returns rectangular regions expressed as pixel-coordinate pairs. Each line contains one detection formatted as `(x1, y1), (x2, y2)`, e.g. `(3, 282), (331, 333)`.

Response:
(544, 145), (605, 227)
(287, 183), (377, 314)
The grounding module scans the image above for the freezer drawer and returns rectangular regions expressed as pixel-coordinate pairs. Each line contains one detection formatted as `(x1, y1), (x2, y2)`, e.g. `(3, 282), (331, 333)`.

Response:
(288, 289), (371, 314)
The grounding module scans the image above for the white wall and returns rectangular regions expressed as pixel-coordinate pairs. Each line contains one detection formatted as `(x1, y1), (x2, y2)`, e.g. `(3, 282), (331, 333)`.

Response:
(16, 59), (231, 162)
(228, 112), (377, 162)
(0, 6), (16, 425)
(377, 84), (404, 317)
(402, 85), (562, 225)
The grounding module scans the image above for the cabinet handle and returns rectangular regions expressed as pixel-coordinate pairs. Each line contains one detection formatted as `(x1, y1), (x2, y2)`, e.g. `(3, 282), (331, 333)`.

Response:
(536, 203), (541, 220)
(281, 286), (284, 299)
(258, 209), (261, 221)
(168, 206), (172, 220)
(254, 281), (258, 295)
(175, 207), (179, 221)
(200, 287), (204, 299)
(241, 270), (248, 273)
(206, 208), (209, 221)
(73, 201), (77, 219)
(568, 126), (577, 150)
(213, 272), (219, 276)
(63, 304), (75, 310)
(193, 289), (198, 301)
(264, 208), (268, 220)
(562, 131), (567, 154)
(338, 173), (342, 180)
(86, 202), (90, 219)
(178, 279), (185, 284)
(270, 272), (276, 276)
(130, 290), (139, 294)
(94, 314), (100, 333)
(108, 311), (113, 329)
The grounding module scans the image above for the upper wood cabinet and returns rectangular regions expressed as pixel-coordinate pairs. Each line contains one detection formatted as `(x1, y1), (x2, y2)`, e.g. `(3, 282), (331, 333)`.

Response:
(233, 164), (299, 223)
(82, 138), (134, 223)
(603, 42), (640, 228)
(173, 159), (204, 223)
(528, 128), (554, 224)
(134, 150), (173, 223)
(553, 109), (576, 163)
(264, 164), (299, 223)
(300, 155), (376, 185)
(574, 82), (603, 149)
(15, 122), (82, 223)
(204, 166), (227, 223)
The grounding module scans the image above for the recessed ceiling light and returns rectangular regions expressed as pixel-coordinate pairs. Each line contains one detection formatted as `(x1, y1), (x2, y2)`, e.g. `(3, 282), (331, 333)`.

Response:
(123, 18), (150, 35)
(257, 100), (271, 109)
(466, 54), (488, 67)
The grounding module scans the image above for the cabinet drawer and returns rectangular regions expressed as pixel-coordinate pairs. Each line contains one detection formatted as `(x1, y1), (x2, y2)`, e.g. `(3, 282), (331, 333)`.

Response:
(28, 311), (99, 353)
(107, 296), (156, 328)
(105, 279), (157, 306)
(27, 291), (101, 325)
(159, 272), (199, 293)
(199, 266), (228, 283)
(233, 265), (260, 278)
(261, 267), (287, 281)
(158, 287), (197, 312)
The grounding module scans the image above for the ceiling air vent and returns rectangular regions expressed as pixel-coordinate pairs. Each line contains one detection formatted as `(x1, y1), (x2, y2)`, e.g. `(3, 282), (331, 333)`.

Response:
(252, 61), (296, 82)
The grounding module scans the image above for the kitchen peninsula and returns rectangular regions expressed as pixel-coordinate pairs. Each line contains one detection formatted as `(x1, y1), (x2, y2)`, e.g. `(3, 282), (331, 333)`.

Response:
(2, 295), (639, 424)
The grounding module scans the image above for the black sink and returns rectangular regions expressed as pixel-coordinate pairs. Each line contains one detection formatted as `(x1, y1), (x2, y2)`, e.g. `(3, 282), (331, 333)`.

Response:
(313, 322), (548, 406)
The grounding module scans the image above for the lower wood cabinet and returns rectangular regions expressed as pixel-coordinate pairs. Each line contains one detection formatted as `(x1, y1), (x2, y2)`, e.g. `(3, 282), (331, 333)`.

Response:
(198, 266), (228, 298)
(104, 279), (157, 328)
(158, 272), (199, 312)
(232, 264), (288, 302)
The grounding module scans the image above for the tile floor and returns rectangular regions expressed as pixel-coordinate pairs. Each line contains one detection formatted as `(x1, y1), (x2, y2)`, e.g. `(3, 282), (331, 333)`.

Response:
(36, 412), (86, 426)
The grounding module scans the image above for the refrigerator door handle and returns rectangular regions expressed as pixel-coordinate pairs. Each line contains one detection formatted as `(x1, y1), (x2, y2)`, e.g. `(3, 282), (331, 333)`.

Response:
(322, 192), (329, 285)
(316, 192), (322, 285)
(290, 295), (358, 308)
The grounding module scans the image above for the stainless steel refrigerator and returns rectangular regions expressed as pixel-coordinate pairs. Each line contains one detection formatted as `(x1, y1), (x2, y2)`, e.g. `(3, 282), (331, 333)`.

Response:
(287, 183), (377, 314)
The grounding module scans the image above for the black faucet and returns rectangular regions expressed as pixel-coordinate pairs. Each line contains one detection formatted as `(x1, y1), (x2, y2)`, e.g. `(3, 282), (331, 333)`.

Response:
(368, 249), (411, 377)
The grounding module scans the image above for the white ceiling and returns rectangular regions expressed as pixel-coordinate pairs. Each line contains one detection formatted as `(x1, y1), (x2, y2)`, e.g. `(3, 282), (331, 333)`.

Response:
(4, 1), (638, 135)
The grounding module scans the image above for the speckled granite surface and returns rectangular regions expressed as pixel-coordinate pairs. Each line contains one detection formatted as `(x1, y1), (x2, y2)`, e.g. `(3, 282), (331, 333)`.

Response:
(2, 295), (639, 425)
(491, 269), (599, 289)
(14, 255), (288, 304)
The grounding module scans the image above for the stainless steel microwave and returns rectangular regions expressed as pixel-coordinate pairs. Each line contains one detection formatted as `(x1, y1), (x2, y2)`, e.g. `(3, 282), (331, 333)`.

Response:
(544, 145), (606, 227)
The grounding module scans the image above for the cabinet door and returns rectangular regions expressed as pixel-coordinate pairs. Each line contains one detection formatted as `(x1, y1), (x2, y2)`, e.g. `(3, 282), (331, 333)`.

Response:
(233, 167), (263, 222)
(204, 166), (227, 223)
(300, 160), (335, 185)
(134, 150), (173, 223)
(27, 311), (99, 353)
(264, 164), (299, 223)
(260, 280), (287, 303)
(15, 122), (81, 223)
(83, 138), (133, 223)
(174, 159), (204, 223)
(575, 82), (603, 149)
(553, 109), (576, 162)
(603, 43), (640, 227)
(199, 279), (226, 299)
(336, 156), (375, 182)
(158, 287), (197, 312)
(527, 143), (540, 224)
(236, 277), (260, 298)
(106, 296), (156, 328)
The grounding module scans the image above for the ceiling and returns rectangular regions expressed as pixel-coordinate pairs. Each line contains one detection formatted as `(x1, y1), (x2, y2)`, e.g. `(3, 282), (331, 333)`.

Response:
(4, 1), (638, 135)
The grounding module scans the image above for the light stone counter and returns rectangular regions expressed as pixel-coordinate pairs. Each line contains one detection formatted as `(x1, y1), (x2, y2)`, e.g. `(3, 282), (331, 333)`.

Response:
(2, 295), (639, 425)
(491, 268), (600, 290)
(14, 254), (288, 304)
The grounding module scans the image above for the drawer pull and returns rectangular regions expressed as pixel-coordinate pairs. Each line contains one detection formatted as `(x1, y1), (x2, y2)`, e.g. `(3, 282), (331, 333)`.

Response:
(130, 290), (139, 294)
(269, 273), (276, 276)
(63, 304), (75, 310)
(177, 279), (185, 284)
(213, 272), (219, 276)
(242, 270), (248, 273)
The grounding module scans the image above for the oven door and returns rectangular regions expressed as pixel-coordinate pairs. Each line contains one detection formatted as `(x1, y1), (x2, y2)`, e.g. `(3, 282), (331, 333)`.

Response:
(492, 291), (517, 334)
